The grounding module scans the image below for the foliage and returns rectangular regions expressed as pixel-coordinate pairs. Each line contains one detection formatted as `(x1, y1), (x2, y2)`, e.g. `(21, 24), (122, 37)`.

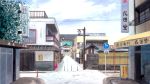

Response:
(0, 0), (23, 42)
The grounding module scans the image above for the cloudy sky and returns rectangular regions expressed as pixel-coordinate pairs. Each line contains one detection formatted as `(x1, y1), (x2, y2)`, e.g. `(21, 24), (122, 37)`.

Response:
(27, 0), (129, 44)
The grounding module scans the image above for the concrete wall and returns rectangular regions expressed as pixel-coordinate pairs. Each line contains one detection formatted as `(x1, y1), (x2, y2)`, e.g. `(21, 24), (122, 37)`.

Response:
(128, 47), (135, 80)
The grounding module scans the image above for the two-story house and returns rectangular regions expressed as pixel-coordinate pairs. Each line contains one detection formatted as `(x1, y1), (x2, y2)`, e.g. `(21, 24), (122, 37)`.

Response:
(20, 11), (60, 71)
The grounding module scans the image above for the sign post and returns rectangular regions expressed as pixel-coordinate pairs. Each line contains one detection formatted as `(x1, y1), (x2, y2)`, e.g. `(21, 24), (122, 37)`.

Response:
(103, 42), (110, 74)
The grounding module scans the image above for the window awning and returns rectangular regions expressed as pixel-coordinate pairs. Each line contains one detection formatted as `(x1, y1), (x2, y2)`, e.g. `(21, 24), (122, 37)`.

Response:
(114, 31), (150, 48)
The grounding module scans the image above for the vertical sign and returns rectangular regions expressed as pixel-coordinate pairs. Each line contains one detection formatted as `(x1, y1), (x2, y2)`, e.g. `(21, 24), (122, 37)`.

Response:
(121, 0), (129, 33)
(20, 5), (29, 37)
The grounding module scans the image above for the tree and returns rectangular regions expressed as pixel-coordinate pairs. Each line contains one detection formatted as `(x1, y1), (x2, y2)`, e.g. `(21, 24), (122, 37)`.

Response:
(0, 0), (23, 42)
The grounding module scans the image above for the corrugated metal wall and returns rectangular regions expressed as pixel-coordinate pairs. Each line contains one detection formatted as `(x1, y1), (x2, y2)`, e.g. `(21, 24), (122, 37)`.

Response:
(0, 47), (13, 84)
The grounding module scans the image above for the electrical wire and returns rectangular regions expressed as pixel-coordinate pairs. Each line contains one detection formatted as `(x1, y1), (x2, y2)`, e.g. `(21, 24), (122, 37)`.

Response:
(56, 19), (121, 22)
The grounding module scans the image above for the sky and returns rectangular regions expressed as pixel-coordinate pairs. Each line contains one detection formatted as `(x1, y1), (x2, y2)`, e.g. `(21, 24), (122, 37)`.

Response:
(27, 0), (129, 44)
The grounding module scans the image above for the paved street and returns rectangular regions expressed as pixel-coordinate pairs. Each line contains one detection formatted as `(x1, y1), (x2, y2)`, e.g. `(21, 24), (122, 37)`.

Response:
(20, 56), (107, 84)
(20, 70), (107, 84)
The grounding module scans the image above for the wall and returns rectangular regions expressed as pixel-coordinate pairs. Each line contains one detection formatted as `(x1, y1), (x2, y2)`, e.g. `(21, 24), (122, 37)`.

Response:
(99, 52), (128, 65)
(0, 47), (13, 84)
(35, 51), (54, 71)
(128, 47), (135, 80)
(135, 0), (145, 7)
(129, 0), (135, 35)
(141, 45), (150, 75)
(136, 20), (150, 33)
(29, 19), (56, 45)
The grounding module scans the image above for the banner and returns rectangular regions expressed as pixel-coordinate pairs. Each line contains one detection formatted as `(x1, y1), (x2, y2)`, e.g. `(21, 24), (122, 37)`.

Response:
(121, 0), (129, 33)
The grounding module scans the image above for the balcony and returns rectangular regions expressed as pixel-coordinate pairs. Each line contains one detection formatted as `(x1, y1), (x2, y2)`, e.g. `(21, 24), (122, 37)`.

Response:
(46, 35), (59, 47)
(46, 36), (54, 41)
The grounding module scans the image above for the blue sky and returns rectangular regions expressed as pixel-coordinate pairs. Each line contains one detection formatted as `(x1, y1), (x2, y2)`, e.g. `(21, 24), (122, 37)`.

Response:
(28, 0), (129, 44)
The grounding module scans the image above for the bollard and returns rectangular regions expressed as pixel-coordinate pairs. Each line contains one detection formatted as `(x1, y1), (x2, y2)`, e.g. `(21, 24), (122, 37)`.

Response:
(36, 69), (38, 78)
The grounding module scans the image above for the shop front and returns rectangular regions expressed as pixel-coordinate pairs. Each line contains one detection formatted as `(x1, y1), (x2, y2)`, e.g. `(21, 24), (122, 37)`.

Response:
(114, 31), (150, 82)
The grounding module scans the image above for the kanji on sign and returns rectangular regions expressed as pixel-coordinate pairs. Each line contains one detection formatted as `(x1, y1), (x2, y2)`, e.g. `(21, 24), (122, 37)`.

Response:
(123, 24), (128, 30)
(123, 17), (127, 22)
(123, 11), (128, 16)
(121, 0), (129, 33)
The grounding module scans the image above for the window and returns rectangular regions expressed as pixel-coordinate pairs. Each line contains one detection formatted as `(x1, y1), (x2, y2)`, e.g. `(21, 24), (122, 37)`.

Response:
(29, 29), (36, 43)
(23, 29), (36, 44)
(140, 11), (145, 23)
(136, 7), (150, 25)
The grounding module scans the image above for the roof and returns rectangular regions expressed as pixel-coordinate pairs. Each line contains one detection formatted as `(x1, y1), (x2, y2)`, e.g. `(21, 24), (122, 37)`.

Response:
(60, 34), (77, 40)
(114, 31), (150, 48)
(118, 31), (150, 42)
(85, 43), (99, 50)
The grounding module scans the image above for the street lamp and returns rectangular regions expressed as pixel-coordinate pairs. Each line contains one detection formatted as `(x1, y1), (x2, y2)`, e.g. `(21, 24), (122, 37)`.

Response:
(77, 27), (86, 69)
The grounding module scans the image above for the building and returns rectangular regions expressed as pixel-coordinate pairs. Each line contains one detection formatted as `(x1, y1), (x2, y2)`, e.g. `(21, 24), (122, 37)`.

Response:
(60, 34), (77, 59)
(115, 0), (150, 83)
(74, 33), (108, 64)
(0, 0), (27, 84)
(98, 48), (128, 71)
(20, 11), (60, 71)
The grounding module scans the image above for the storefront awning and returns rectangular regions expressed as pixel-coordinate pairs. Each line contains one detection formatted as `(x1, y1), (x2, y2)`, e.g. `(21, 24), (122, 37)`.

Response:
(114, 31), (150, 48)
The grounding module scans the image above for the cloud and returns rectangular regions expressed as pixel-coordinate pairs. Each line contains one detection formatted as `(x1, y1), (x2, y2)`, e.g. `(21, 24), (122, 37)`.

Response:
(29, 0), (129, 44)
(29, 0), (117, 20)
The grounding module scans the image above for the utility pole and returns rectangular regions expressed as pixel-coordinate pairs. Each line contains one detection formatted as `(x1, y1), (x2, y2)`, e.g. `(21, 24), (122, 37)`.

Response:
(83, 27), (86, 70)
(77, 27), (86, 69)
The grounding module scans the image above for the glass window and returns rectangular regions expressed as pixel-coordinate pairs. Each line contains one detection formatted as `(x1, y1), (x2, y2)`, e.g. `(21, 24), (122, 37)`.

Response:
(140, 11), (145, 23)
(29, 29), (36, 43)
(145, 8), (150, 20)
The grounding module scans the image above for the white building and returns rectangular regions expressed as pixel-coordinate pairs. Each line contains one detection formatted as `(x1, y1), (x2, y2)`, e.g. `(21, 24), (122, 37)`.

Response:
(21, 11), (60, 71)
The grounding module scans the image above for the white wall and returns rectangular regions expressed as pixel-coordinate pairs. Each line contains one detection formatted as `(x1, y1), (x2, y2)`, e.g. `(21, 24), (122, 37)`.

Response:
(29, 18), (57, 45)
(35, 51), (54, 61)
(129, 0), (135, 35)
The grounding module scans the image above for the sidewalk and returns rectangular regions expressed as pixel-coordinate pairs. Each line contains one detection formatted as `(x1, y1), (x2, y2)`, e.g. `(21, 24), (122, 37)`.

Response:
(11, 77), (45, 84)
(103, 77), (139, 84)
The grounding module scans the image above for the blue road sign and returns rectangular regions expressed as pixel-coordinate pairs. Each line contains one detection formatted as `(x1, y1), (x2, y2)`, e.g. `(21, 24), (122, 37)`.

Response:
(103, 42), (109, 49)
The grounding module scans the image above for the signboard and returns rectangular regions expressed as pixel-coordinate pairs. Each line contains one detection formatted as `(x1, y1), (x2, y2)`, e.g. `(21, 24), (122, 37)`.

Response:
(115, 36), (150, 48)
(103, 42), (110, 53)
(121, 0), (129, 33)
(62, 41), (73, 47)
(35, 51), (54, 61)
(103, 42), (109, 49)
(120, 65), (128, 78)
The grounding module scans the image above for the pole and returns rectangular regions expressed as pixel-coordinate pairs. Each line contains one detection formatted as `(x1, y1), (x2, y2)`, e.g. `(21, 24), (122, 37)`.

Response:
(134, 0), (136, 34)
(83, 27), (86, 69)
(105, 53), (107, 74)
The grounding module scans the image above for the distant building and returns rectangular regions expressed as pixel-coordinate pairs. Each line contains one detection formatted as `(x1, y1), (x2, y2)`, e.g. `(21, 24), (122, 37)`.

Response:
(60, 34), (77, 59)
(74, 33), (108, 63)
(20, 11), (60, 71)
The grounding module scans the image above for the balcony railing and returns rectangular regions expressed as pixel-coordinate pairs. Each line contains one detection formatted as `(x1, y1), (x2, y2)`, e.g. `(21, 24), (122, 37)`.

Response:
(46, 35), (60, 47)
(46, 36), (54, 41)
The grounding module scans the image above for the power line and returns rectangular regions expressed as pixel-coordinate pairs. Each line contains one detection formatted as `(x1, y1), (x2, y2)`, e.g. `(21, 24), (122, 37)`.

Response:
(56, 19), (121, 22)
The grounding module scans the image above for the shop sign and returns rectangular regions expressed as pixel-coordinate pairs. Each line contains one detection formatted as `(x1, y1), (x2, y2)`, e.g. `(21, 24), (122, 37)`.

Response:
(115, 37), (150, 48)
(121, 0), (129, 33)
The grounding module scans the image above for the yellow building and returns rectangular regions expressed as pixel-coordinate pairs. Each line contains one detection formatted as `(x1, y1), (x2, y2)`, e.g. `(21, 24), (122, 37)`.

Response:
(98, 49), (128, 70)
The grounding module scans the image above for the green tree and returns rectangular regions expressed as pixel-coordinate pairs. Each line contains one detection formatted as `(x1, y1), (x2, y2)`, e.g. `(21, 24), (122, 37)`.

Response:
(0, 0), (22, 42)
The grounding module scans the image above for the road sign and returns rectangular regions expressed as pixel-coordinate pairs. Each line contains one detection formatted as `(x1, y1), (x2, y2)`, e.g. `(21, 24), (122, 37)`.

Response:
(104, 49), (109, 54)
(103, 42), (110, 49)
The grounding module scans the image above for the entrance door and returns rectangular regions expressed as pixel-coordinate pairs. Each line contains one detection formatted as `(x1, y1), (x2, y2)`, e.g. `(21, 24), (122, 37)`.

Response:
(135, 46), (141, 81)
